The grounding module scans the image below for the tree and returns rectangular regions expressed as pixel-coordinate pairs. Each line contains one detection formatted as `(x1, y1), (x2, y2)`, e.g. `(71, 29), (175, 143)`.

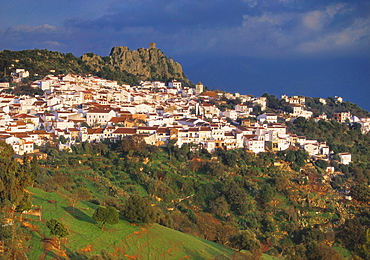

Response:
(92, 206), (119, 230)
(16, 193), (33, 221)
(59, 135), (67, 144)
(119, 135), (147, 155)
(209, 196), (230, 218)
(259, 183), (275, 204)
(0, 141), (35, 208)
(202, 161), (225, 177)
(306, 243), (343, 260)
(229, 229), (261, 253)
(356, 228), (370, 260)
(340, 218), (367, 250)
(30, 154), (40, 182)
(351, 184), (370, 202)
(46, 219), (69, 249)
(315, 159), (329, 170)
(120, 195), (158, 223)
(294, 227), (325, 245)
(224, 181), (249, 215)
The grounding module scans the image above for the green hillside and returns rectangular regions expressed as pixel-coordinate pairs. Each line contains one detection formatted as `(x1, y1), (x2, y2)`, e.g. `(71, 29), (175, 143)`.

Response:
(0, 47), (191, 86)
(25, 187), (236, 259)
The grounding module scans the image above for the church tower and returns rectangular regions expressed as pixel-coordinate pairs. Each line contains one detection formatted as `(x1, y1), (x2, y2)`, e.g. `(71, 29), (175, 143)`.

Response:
(195, 82), (204, 95)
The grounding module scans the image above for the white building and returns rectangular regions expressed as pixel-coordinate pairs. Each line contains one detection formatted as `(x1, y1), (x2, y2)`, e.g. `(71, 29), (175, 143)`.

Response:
(257, 113), (278, 123)
(292, 106), (313, 119)
(339, 153), (351, 165)
(86, 109), (116, 126)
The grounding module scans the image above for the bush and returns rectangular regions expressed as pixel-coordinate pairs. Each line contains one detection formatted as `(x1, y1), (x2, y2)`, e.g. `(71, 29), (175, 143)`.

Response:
(120, 195), (159, 223)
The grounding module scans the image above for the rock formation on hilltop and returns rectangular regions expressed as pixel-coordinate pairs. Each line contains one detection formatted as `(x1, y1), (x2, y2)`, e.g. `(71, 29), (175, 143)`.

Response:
(0, 44), (191, 86)
(81, 43), (190, 85)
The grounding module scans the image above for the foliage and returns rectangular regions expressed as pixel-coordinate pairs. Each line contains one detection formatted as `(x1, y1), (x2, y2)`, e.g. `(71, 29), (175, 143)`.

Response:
(356, 228), (370, 260)
(15, 193), (33, 212)
(340, 218), (369, 250)
(47, 218), (69, 238)
(315, 159), (329, 169)
(229, 229), (261, 253)
(209, 196), (230, 218)
(0, 216), (30, 259)
(92, 206), (119, 230)
(3, 84), (44, 96)
(119, 135), (147, 156)
(288, 117), (370, 176)
(9, 110), (369, 259)
(0, 141), (36, 208)
(306, 243), (343, 260)
(351, 184), (370, 202)
(59, 135), (68, 144)
(262, 93), (292, 113)
(0, 48), (191, 86)
(305, 96), (370, 118)
(120, 195), (158, 223)
(27, 187), (235, 259)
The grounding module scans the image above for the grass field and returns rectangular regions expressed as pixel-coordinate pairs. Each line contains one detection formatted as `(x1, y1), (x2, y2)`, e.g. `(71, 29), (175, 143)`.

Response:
(24, 187), (281, 259)
(25, 187), (236, 259)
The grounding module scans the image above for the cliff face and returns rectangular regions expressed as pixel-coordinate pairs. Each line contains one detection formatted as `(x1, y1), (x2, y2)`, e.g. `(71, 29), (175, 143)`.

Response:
(80, 53), (105, 70)
(81, 44), (189, 85)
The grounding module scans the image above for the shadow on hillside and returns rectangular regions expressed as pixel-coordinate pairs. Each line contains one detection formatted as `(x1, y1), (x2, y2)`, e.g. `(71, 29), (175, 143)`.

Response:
(184, 239), (233, 260)
(62, 206), (95, 224)
(65, 248), (89, 260)
(44, 250), (63, 260)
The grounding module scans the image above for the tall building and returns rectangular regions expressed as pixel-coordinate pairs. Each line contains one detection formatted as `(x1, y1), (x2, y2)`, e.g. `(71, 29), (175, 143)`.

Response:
(195, 82), (204, 95)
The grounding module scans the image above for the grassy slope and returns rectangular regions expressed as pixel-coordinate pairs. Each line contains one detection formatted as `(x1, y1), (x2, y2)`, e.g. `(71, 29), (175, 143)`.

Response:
(26, 187), (236, 259)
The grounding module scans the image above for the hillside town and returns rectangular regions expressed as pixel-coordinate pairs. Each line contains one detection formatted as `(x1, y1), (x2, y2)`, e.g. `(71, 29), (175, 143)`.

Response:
(0, 73), (369, 164)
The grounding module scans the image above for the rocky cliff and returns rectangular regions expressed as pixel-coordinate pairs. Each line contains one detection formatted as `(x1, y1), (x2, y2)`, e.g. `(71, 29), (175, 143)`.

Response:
(81, 44), (190, 85)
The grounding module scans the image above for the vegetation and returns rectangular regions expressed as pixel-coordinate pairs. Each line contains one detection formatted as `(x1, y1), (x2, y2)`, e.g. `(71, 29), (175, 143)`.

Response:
(229, 229), (261, 253)
(92, 206), (119, 230)
(0, 48), (192, 86)
(8, 118), (364, 259)
(23, 188), (236, 259)
(46, 219), (69, 248)
(120, 195), (159, 223)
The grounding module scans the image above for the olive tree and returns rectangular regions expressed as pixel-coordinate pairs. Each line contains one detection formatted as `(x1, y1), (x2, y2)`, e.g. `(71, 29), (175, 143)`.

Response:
(46, 219), (69, 249)
(92, 206), (119, 230)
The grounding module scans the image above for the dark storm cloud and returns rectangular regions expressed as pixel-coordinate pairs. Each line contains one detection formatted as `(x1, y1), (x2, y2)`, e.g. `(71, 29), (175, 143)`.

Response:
(59, 0), (370, 57)
(64, 0), (249, 32)
(0, 0), (369, 57)
(0, 24), (68, 51)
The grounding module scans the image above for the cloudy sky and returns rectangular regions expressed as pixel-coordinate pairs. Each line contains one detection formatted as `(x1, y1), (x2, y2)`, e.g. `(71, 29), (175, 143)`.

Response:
(1, 0), (369, 109)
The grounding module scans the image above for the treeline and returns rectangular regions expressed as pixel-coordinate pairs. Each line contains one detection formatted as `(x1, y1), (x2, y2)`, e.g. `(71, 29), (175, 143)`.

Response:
(0, 141), (39, 259)
(0, 49), (137, 85)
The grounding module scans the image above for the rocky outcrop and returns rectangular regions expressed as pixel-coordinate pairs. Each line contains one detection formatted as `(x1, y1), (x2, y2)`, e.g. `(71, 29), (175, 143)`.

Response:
(109, 45), (186, 82)
(80, 53), (105, 71)
(82, 44), (190, 85)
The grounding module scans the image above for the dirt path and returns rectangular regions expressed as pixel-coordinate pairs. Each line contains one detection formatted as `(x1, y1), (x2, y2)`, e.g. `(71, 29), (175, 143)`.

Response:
(22, 221), (69, 259)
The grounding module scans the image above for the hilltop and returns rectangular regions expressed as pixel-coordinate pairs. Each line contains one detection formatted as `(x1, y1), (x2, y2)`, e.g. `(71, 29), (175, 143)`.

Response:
(0, 43), (191, 86)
